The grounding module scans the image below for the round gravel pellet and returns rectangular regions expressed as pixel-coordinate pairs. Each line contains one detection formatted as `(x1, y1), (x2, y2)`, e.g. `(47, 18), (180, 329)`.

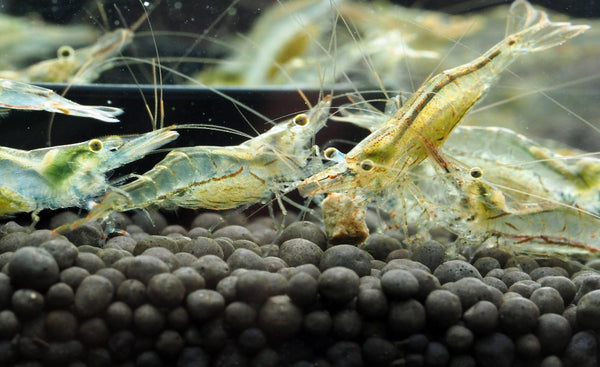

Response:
(380, 269), (418, 299)
(332, 309), (362, 339)
(74, 252), (105, 273)
(508, 280), (540, 298)
(78, 317), (109, 346)
(474, 332), (515, 367)
(425, 289), (462, 328)
(59, 266), (89, 290)
(45, 282), (74, 309)
(539, 276), (576, 306)
(45, 310), (78, 341)
(303, 310), (332, 336)
(530, 287), (565, 314)
(536, 313), (571, 355)
(463, 300), (498, 335)
(9, 246), (59, 291)
(12, 289), (44, 318)
(116, 278), (147, 308)
(0, 310), (19, 339)
(499, 297), (539, 335)
(142, 247), (180, 271)
(562, 331), (598, 367)
(172, 267), (205, 295)
(181, 237), (223, 259)
(389, 299), (426, 336)
(445, 325), (474, 353)
(227, 248), (267, 270)
(576, 289), (600, 330)
(105, 236), (136, 253)
(147, 273), (186, 308)
(74, 275), (114, 318)
(189, 255), (231, 289)
(236, 270), (288, 305)
(133, 304), (165, 335)
(279, 239), (323, 267)
(357, 288), (388, 319)
(287, 271), (318, 307)
(224, 301), (256, 332)
(410, 240), (446, 271)
(362, 337), (397, 366)
(515, 333), (540, 359)
(212, 225), (258, 242)
(64, 223), (103, 247)
(0, 273), (11, 309)
(318, 266), (360, 305)
(501, 270), (531, 288)
(320, 245), (371, 277)
(156, 329), (184, 356)
(473, 257), (501, 277)
(433, 260), (482, 284)
(186, 289), (225, 322)
(425, 341), (450, 367)
(116, 255), (170, 285)
(257, 295), (303, 340)
(95, 268), (125, 294)
(445, 277), (492, 309)
(39, 239), (78, 270)
(360, 234), (402, 261)
(274, 221), (327, 251)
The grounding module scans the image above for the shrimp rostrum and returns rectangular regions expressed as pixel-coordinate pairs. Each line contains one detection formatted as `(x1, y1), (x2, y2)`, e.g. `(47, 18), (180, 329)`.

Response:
(0, 127), (178, 224)
(55, 96), (332, 232)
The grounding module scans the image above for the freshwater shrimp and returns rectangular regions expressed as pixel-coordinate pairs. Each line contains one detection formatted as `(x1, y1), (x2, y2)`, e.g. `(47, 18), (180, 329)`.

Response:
(53, 96), (331, 232)
(0, 126), (178, 224)
(408, 146), (600, 256)
(0, 13), (98, 70)
(0, 27), (133, 84)
(196, 0), (482, 88)
(298, 0), (589, 201)
(0, 79), (123, 122)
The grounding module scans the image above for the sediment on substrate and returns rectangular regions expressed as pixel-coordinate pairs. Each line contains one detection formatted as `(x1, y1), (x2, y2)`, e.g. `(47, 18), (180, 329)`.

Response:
(0, 209), (599, 366)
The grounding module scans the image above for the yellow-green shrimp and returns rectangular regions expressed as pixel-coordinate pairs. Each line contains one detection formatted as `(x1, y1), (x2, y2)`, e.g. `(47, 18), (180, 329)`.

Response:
(55, 96), (331, 231)
(298, 0), (589, 200)
(0, 28), (133, 83)
(0, 126), (178, 224)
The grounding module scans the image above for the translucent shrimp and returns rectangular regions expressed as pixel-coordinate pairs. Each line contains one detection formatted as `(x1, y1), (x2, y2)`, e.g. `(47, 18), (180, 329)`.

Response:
(0, 126), (178, 224)
(0, 79), (123, 122)
(54, 96), (331, 232)
(298, 0), (589, 200)
(0, 28), (133, 83)
(408, 151), (600, 256)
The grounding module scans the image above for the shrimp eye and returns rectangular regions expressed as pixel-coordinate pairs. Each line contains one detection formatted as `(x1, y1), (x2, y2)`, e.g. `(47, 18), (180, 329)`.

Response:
(57, 45), (74, 59)
(88, 139), (103, 152)
(470, 167), (483, 178)
(324, 147), (338, 160)
(360, 159), (374, 171)
(293, 114), (309, 126)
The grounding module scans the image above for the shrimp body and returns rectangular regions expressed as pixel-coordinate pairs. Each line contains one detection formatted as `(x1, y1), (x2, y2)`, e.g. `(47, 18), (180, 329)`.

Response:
(0, 127), (178, 221)
(0, 79), (123, 122)
(0, 29), (133, 83)
(298, 0), (589, 199)
(60, 97), (331, 228)
(412, 159), (600, 255)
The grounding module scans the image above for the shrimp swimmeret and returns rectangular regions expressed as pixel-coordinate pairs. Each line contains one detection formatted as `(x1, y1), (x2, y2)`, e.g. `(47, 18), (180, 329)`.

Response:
(298, 0), (590, 200)
(53, 96), (332, 233)
(0, 126), (178, 224)
(0, 79), (123, 122)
